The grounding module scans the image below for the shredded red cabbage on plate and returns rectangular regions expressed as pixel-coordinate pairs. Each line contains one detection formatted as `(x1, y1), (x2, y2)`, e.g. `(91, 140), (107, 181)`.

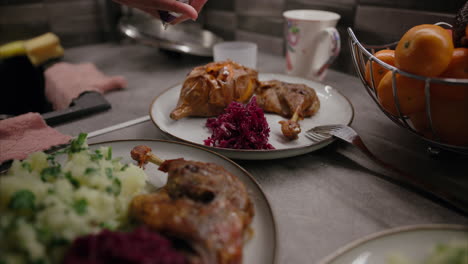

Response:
(204, 97), (274, 150)
(63, 227), (188, 264)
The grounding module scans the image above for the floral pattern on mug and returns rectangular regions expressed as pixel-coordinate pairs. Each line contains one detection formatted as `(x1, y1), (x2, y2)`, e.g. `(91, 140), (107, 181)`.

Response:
(286, 20), (300, 51)
(286, 20), (300, 71)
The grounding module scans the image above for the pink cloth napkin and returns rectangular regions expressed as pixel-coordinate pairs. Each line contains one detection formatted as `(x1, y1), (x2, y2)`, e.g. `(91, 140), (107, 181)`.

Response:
(0, 112), (72, 163)
(45, 62), (127, 110)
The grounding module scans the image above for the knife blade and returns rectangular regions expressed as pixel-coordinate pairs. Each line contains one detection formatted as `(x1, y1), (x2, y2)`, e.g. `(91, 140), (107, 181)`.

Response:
(42, 91), (111, 126)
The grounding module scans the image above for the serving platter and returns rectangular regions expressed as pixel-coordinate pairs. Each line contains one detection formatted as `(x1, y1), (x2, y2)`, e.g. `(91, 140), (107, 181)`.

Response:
(150, 73), (354, 160)
(318, 224), (468, 264)
(90, 139), (277, 264)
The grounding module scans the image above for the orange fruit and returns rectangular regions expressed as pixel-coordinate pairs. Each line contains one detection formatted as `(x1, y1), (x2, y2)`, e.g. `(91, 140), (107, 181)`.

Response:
(395, 24), (454, 77)
(408, 111), (436, 140)
(364, 49), (395, 89)
(377, 71), (425, 116)
(409, 111), (429, 132)
(431, 98), (468, 146)
(431, 48), (468, 101)
(409, 97), (468, 146)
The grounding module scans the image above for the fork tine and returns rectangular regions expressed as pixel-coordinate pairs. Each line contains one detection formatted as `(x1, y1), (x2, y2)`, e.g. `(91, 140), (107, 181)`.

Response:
(305, 133), (322, 143)
(312, 124), (342, 133)
(305, 130), (331, 142)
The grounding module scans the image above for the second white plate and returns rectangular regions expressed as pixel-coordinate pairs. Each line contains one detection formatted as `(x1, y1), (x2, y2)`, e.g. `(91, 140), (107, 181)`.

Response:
(150, 73), (354, 160)
(318, 224), (468, 264)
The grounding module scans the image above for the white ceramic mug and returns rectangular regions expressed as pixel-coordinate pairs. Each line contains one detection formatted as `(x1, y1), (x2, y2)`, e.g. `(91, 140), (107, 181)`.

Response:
(283, 10), (341, 81)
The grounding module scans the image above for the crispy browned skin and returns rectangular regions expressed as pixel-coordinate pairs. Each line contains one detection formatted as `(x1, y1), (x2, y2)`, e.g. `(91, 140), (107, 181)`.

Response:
(130, 158), (254, 264)
(130, 145), (152, 167)
(170, 60), (259, 120)
(255, 80), (320, 139)
(279, 120), (301, 140)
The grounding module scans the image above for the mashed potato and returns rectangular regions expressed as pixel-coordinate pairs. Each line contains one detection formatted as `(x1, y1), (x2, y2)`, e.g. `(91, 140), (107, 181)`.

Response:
(0, 134), (148, 264)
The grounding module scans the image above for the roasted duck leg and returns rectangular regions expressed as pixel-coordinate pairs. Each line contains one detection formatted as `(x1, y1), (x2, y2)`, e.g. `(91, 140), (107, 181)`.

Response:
(130, 146), (254, 264)
(255, 80), (320, 139)
(279, 110), (301, 140)
(170, 60), (259, 120)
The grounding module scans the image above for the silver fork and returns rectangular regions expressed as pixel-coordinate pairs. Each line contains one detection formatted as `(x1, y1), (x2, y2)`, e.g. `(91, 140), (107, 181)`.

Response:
(305, 124), (468, 216)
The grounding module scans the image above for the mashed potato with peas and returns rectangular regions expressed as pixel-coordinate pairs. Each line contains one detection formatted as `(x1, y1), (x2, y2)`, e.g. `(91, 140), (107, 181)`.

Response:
(0, 134), (148, 264)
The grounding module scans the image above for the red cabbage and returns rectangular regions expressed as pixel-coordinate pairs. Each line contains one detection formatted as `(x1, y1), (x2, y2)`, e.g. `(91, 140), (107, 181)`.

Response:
(63, 227), (188, 264)
(204, 97), (274, 150)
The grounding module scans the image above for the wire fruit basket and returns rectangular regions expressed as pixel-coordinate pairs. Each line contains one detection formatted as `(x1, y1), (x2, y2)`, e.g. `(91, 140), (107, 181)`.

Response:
(347, 26), (468, 155)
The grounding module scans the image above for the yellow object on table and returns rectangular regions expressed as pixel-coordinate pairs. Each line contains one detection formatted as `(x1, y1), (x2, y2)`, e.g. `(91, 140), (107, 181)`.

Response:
(0, 33), (64, 65)
(24, 33), (64, 65)
(0, 41), (26, 58)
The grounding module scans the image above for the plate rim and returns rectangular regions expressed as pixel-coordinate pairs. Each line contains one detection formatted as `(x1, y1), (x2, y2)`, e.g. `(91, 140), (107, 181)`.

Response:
(90, 138), (278, 264)
(148, 73), (355, 156)
(317, 224), (468, 264)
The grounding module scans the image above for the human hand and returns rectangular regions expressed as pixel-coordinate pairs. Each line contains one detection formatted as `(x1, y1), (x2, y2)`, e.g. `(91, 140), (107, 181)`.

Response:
(114, 0), (208, 24)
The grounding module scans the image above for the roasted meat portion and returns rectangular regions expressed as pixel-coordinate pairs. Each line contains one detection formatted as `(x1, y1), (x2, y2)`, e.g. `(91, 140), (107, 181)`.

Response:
(130, 146), (254, 264)
(255, 80), (320, 139)
(170, 60), (259, 120)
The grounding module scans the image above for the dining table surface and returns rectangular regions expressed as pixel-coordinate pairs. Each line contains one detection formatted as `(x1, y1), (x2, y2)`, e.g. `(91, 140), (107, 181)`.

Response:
(55, 42), (468, 264)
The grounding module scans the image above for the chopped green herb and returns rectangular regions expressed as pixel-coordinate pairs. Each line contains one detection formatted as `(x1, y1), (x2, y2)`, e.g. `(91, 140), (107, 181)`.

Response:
(8, 190), (35, 211)
(105, 168), (113, 179)
(106, 178), (121, 196)
(50, 237), (69, 247)
(90, 149), (103, 161)
(120, 164), (129, 171)
(47, 154), (58, 165)
(72, 199), (88, 215)
(32, 258), (46, 264)
(112, 157), (123, 163)
(21, 162), (32, 172)
(84, 168), (97, 175)
(47, 188), (55, 194)
(69, 133), (88, 153)
(41, 166), (61, 182)
(36, 228), (52, 243)
(106, 147), (112, 160)
(99, 222), (114, 230)
(65, 172), (80, 188)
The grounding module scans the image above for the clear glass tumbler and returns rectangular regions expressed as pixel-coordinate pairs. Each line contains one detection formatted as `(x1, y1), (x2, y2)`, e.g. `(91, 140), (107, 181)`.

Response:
(213, 41), (258, 69)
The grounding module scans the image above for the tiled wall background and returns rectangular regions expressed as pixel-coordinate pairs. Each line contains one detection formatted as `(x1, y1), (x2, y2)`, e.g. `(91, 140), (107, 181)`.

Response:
(0, 0), (121, 47)
(1, 0), (465, 74)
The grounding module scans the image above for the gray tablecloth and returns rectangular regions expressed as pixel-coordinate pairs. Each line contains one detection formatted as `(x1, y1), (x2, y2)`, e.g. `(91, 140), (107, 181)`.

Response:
(55, 43), (468, 264)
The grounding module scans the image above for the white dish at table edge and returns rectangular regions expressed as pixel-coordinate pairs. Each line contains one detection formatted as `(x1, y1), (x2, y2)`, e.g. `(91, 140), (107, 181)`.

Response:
(317, 224), (468, 264)
(150, 73), (354, 160)
(90, 139), (277, 264)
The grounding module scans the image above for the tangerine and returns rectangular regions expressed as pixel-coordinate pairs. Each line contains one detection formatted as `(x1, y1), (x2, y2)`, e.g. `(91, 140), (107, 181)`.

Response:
(364, 49), (395, 89)
(395, 24), (454, 77)
(409, 97), (468, 146)
(431, 48), (468, 101)
(377, 71), (425, 116)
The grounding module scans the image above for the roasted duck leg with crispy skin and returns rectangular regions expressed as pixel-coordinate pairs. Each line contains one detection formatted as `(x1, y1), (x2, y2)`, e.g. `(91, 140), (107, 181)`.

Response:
(255, 80), (320, 139)
(170, 60), (259, 120)
(129, 146), (254, 264)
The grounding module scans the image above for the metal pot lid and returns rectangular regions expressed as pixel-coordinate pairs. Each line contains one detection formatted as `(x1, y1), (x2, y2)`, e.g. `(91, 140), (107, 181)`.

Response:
(119, 10), (223, 57)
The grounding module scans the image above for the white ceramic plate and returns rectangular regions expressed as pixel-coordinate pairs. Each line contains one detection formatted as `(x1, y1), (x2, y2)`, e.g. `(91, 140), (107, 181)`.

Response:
(90, 139), (277, 264)
(150, 73), (354, 160)
(318, 224), (468, 264)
